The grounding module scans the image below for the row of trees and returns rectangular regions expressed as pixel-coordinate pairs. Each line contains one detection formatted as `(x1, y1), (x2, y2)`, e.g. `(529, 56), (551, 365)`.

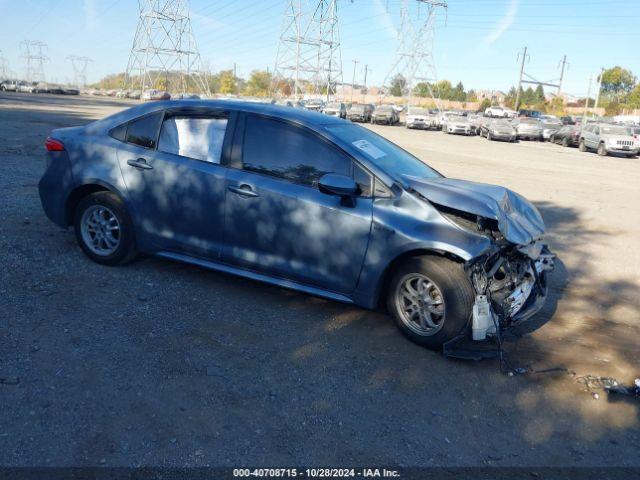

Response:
(388, 74), (477, 102)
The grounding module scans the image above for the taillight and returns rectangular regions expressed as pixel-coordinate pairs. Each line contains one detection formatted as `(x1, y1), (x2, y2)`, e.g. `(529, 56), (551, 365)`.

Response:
(45, 137), (65, 151)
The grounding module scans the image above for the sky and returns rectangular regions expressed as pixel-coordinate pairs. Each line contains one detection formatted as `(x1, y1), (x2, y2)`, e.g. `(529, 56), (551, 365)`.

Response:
(1, 0), (639, 97)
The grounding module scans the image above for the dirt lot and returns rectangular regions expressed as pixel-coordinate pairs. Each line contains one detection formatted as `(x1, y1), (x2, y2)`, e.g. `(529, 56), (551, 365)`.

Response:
(1, 92), (639, 467)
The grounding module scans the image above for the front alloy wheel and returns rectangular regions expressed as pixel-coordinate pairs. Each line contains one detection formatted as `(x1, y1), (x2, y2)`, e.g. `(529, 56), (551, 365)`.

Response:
(579, 139), (587, 152)
(387, 256), (475, 350)
(597, 143), (608, 156)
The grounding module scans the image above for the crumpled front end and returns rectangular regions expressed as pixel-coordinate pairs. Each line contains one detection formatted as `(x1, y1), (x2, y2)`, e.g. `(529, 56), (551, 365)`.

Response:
(405, 176), (555, 341)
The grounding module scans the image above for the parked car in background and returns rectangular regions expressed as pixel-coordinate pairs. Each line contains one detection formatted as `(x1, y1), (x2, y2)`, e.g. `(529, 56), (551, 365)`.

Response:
(371, 105), (399, 125)
(405, 107), (433, 130)
(38, 100), (553, 350)
(518, 109), (542, 119)
(480, 119), (517, 142)
(560, 116), (575, 125)
(142, 89), (170, 101)
(443, 115), (471, 135)
(172, 93), (200, 100)
(579, 123), (639, 157)
(550, 125), (581, 147)
(64, 87), (80, 95)
(484, 106), (508, 118)
(128, 90), (141, 100)
(516, 118), (542, 140)
(304, 99), (324, 112)
(115, 90), (129, 99)
(323, 102), (347, 119)
(33, 82), (49, 93)
(347, 103), (373, 123)
(626, 125), (640, 139)
(541, 119), (563, 141)
(0, 79), (19, 91)
(18, 81), (35, 93)
(467, 114), (484, 135)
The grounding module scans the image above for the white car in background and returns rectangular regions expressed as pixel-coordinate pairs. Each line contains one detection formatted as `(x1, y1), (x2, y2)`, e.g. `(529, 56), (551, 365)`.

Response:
(485, 106), (508, 118)
(405, 107), (433, 130)
(443, 114), (472, 135)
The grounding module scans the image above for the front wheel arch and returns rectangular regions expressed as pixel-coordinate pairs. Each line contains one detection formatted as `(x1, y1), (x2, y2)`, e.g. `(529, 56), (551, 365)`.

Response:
(375, 249), (466, 308)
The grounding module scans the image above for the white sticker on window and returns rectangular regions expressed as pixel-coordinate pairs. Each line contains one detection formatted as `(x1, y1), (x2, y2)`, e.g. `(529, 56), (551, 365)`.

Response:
(352, 139), (387, 159)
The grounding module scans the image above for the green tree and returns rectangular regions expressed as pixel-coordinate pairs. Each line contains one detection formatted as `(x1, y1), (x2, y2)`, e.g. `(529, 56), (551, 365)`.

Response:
(599, 66), (636, 101)
(535, 85), (545, 102)
(413, 82), (432, 97)
(478, 98), (492, 112)
(466, 89), (477, 102)
(244, 70), (272, 97)
(389, 74), (407, 97)
(626, 84), (640, 108)
(219, 70), (237, 94)
(453, 81), (465, 101)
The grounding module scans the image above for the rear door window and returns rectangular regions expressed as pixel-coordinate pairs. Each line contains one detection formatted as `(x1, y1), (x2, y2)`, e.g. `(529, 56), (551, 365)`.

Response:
(158, 116), (228, 164)
(242, 115), (350, 187)
(125, 112), (163, 149)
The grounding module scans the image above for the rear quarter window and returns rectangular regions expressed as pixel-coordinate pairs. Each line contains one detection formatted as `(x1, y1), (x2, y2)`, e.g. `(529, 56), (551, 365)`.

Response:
(124, 111), (163, 149)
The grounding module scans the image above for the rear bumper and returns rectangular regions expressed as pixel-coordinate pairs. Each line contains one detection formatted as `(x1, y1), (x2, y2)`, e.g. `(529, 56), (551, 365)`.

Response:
(38, 151), (74, 228)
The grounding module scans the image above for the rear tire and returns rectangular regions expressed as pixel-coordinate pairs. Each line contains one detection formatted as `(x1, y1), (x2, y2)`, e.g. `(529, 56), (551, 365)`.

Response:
(386, 256), (475, 350)
(74, 191), (138, 266)
(562, 137), (569, 147)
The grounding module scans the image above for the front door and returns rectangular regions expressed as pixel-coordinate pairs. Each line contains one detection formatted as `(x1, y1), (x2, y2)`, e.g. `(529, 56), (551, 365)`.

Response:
(223, 114), (373, 294)
(116, 109), (233, 258)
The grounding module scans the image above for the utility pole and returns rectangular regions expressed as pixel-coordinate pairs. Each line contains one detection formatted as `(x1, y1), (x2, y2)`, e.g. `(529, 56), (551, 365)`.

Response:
(350, 59), (359, 102)
(514, 46), (528, 112)
(582, 75), (592, 127)
(557, 54), (568, 95)
(362, 64), (371, 103)
(594, 67), (604, 112)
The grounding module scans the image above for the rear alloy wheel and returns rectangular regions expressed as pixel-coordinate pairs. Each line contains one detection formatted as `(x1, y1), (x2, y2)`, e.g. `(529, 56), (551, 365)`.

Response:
(562, 137), (569, 147)
(387, 256), (475, 350)
(74, 191), (137, 266)
(597, 143), (608, 156)
(579, 139), (587, 152)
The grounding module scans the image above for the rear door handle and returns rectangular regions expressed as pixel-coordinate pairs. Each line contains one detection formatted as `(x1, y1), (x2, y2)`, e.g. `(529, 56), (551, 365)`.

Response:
(228, 184), (259, 198)
(127, 158), (153, 170)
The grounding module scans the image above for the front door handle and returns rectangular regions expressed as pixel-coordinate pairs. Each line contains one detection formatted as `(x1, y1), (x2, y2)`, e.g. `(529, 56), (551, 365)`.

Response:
(228, 184), (259, 198)
(127, 158), (153, 170)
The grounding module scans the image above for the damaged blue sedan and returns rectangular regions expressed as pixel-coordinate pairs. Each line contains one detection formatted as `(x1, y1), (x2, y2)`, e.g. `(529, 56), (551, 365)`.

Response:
(39, 100), (554, 350)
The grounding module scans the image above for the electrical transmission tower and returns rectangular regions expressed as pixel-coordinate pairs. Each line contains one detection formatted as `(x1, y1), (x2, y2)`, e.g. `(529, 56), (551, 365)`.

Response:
(383, 0), (446, 107)
(0, 50), (9, 79)
(514, 47), (568, 109)
(126, 0), (210, 95)
(21, 40), (48, 83)
(272, 0), (343, 100)
(67, 56), (92, 89)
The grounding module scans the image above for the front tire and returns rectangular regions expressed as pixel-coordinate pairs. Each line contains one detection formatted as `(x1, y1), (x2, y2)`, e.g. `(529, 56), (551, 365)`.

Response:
(386, 256), (475, 350)
(74, 191), (138, 266)
(579, 139), (587, 152)
(597, 143), (607, 156)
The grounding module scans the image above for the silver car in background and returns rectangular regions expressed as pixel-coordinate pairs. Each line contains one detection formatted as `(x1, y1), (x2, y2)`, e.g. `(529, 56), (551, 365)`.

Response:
(516, 118), (543, 141)
(541, 120), (563, 141)
(405, 107), (434, 130)
(443, 115), (471, 135)
(481, 119), (517, 142)
(579, 123), (640, 157)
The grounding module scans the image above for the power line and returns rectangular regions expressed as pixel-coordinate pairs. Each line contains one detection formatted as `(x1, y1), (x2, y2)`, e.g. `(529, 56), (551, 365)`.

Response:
(20, 40), (48, 83)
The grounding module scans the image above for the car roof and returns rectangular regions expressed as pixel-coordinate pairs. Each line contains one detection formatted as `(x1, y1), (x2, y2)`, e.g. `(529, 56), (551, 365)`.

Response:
(94, 99), (345, 130)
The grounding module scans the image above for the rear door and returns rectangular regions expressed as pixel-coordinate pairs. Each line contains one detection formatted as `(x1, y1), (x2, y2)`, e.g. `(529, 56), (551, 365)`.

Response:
(222, 114), (373, 294)
(116, 108), (235, 258)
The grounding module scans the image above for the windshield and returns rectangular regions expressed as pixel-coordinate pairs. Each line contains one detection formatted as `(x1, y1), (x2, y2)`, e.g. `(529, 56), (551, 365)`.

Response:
(326, 103), (341, 109)
(408, 107), (429, 115)
(376, 105), (393, 112)
(601, 125), (629, 135)
(325, 124), (441, 181)
(350, 104), (365, 112)
(543, 121), (562, 128)
(627, 127), (640, 135)
(519, 118), (539, 124)
(491, 120), (511, 128)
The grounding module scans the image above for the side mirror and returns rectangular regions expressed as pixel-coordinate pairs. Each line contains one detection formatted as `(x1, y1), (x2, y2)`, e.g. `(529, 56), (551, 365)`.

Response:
(318, 173), (358, 206)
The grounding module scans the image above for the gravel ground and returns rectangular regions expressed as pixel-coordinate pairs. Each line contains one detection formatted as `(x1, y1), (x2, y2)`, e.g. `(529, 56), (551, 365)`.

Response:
(1, 92), (639, 468)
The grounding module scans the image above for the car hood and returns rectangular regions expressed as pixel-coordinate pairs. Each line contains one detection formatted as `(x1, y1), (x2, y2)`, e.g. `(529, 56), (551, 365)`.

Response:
(404, 176), (546, 245)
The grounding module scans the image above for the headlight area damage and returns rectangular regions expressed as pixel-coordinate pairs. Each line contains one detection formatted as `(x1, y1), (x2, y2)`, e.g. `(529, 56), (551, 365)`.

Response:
(406, 177), (555, 359)
(439, 203), (554, 353)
